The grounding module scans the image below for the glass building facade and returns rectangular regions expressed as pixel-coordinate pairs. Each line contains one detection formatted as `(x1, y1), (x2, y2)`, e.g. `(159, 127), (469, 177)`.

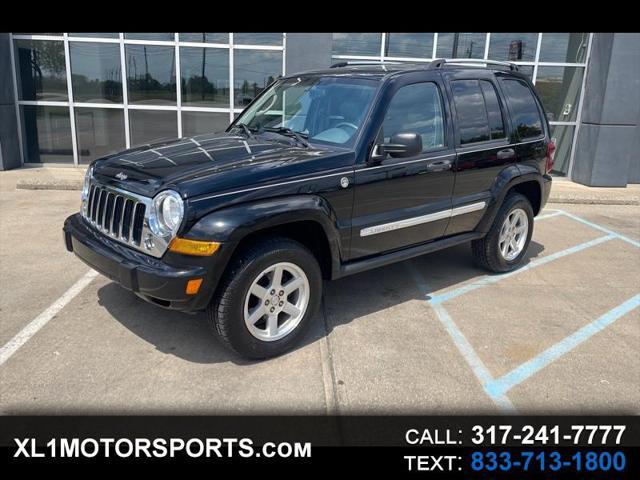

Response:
(9, 32), (590, 177)
(332, 33), (592, 177)
(10, 33), (285, 165)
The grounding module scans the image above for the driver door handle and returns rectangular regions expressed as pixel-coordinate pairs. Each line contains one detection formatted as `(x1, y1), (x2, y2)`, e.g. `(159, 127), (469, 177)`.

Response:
(426, 159), (453, 172)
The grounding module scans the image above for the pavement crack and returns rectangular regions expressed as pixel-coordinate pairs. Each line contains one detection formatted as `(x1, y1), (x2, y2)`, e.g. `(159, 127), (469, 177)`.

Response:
(319, 290), (341, 415)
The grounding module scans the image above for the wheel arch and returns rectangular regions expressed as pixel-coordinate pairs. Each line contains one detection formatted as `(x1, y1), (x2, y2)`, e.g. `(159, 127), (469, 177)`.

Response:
(183, 194), (343, 280)
(476, 167), (544, 234)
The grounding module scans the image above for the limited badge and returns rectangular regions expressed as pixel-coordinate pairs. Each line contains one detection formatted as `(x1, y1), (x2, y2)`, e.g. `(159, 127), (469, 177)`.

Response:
(340, 177), (350, 188)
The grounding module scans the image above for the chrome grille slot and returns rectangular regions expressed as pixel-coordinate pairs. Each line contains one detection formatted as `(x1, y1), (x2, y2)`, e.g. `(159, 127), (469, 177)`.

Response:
(132, 203), (146, 245)
(80, 180), (171, 258)
(87, 185), (96, 219)
(97, 190), (107, 225)
(121, 199), (134, 241)
(111, 195), (124, 236)
(103, 193), (115, 231)
(90, 187), (100, 222)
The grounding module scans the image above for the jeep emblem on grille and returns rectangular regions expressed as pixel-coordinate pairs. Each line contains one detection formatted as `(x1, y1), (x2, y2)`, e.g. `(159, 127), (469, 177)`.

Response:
(115, 172), (128, 181)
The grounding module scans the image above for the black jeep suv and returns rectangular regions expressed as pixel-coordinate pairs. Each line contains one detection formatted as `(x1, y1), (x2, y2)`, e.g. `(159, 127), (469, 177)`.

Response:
(64, 59), (554, 359)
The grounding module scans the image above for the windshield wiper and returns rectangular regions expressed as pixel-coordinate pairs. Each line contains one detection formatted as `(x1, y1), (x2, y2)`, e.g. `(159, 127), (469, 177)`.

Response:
(233, 122), (255, 138)
(265, 127), (311, 149)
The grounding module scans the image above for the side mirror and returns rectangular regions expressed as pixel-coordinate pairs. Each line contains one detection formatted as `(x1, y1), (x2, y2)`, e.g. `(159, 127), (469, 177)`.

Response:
(378, 132), (422, 159)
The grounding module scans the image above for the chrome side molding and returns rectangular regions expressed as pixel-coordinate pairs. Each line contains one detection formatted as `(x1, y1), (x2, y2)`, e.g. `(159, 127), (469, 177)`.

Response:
(360, 201), (486, 237)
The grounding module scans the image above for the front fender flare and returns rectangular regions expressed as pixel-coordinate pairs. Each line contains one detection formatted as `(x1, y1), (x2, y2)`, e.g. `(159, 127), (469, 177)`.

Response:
(183, 195), (344, 278)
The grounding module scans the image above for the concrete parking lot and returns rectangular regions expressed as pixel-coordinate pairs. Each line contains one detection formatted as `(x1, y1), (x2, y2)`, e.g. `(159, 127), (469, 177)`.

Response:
(1, 173), (638, 414)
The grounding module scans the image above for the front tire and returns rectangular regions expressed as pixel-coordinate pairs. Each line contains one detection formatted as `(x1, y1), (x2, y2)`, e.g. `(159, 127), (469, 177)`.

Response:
(471, 193), (534, 273)
(208, 237), (322, 359)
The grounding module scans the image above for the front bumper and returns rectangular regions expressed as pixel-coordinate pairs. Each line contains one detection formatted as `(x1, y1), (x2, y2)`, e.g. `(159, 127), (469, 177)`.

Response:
(63, 213), (230, 312)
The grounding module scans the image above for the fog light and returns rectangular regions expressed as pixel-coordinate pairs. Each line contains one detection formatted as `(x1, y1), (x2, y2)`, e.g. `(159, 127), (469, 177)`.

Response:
(186, 278), (203, 295)
(169, 238), (220, 256)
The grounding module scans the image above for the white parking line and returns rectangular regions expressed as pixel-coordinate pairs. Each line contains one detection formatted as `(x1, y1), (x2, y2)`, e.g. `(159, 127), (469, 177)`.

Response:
(0, 270), (98, 366)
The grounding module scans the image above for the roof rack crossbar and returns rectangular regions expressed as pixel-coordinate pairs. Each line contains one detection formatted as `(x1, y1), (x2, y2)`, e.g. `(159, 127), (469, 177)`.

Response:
(428, 58), (519, 71)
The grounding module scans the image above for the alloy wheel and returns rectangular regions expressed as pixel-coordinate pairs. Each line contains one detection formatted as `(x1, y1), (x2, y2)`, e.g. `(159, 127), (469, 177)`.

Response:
(243, 262), (310, 342)
(498, 208), (529, 261)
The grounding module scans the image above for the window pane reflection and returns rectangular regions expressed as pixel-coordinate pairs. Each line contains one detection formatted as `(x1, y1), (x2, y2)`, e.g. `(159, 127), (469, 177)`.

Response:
(332, 33), (381, 56)
(75, 108), (125, 164)
(129, 110), (177, 146)
(180, 33), (228, 44)
(21, 106), (73, 163)
(182, 112), (229, 136)
(234, 50), (281, 108)
(125, 33), (174, 41)
(15, 33), (62, 36)
(535, 66), (584, 122)
(385, 33), (434, 58)
(126, 45), (176, 105)
(488, 33), (538, 61)
(70, 43), (122, 103)
(234, 33), (282, 45)
(436, 33), (486, 59)
(540, 33), (589, 63)
(69, 33), (118, 38)
(180, 47), (229, 107)
(15, 40), (67, 101)
(549, 125), (575, 176)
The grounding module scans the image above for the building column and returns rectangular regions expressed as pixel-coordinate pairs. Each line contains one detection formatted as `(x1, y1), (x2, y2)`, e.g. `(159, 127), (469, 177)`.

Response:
(572, 33), (640, 186)
(0, 33), (22, 170)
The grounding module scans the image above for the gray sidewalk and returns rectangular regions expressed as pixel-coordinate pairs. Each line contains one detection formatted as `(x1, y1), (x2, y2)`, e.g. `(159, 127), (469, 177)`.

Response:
(3, 166), (640, 205)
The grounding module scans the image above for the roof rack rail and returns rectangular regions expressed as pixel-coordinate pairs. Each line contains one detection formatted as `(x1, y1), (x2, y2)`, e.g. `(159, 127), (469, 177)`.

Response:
(428, 58), (519, 71)
(330, 60), (402, 68)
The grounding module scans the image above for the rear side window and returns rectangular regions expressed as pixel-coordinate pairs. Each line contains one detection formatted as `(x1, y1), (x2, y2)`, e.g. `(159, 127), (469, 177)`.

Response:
(451, 79), (506, 145)
(451, 80), (490, 145)
(501, 79), (543, 139)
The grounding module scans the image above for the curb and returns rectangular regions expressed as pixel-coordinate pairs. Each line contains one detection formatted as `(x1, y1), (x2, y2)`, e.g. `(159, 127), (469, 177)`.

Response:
(548, 196), (640, 206)
(548, 198), (640, 206)
(16, 180), (83, 191)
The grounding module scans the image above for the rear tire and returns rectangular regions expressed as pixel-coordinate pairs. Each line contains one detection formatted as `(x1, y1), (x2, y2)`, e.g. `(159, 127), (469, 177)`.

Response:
(471, 193), (534, 273)
(207, 237), (322, 359)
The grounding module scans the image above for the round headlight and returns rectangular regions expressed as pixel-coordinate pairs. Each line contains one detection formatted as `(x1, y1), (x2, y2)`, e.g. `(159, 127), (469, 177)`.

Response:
(151, 190), (184, 237)
(82, 165), (93, 201)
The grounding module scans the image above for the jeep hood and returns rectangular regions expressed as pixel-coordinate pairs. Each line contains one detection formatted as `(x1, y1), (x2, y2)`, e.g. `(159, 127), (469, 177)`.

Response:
(91, 132), (346, 198)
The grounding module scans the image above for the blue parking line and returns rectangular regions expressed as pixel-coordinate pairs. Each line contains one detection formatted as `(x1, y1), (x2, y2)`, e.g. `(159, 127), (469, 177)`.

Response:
(408, 263), (517, 413)
(408, 209), (638, 410)
(429, 234), (616, 305)
(485, 294), (640, 397)
(559, 210), (640, 248)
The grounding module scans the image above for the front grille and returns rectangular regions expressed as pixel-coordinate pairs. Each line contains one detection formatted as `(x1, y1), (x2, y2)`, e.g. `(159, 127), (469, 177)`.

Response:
(85, 183), (147, 246)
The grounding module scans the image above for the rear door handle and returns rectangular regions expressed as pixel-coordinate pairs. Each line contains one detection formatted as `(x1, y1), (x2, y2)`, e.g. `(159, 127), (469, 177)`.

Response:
(497, 148), (516, 160)
(426, 159), (453, 172)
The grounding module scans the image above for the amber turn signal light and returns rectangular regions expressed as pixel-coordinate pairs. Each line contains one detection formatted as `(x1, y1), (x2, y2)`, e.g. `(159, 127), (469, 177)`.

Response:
(169, 238), (220, 256)
(186, 278), (203, 295)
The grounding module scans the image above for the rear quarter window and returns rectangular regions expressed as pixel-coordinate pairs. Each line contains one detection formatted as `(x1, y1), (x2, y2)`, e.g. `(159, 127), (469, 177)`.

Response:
(501, 78), (544, 140)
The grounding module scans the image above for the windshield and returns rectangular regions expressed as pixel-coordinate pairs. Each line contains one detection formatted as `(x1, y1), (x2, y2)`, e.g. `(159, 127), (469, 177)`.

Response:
(234, 76), (379, 147)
